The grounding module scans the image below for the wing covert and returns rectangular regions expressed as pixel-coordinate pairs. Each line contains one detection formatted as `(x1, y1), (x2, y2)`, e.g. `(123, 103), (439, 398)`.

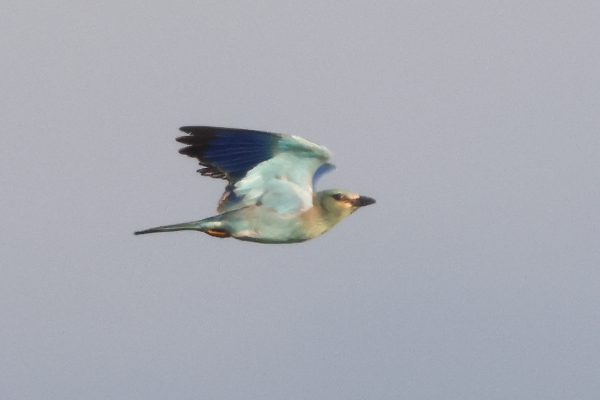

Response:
(232, 136), (332, 213)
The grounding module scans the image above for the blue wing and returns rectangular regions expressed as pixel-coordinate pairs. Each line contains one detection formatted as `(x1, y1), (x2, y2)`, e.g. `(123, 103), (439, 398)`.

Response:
(177, 126), (281, 181)
(177, 126), (333, 214)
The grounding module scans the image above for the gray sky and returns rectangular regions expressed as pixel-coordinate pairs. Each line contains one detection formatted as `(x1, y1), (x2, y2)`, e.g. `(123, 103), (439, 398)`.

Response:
(1, 1), (599, 399)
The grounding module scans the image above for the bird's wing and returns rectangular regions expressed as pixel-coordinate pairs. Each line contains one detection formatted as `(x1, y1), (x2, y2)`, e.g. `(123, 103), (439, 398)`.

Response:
(176, 126), (334, 214)
(177, 126), (282, 180)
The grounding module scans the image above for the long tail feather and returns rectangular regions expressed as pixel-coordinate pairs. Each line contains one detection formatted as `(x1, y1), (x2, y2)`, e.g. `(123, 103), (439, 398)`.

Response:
(134, 221), (203, 235)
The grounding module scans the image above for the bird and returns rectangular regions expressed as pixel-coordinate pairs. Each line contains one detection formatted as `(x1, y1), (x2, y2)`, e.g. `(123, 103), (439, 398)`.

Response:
(135, 126), (375, 244)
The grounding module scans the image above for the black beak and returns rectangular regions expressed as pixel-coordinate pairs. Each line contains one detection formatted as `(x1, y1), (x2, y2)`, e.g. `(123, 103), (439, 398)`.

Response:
(354, 196), (376, 207)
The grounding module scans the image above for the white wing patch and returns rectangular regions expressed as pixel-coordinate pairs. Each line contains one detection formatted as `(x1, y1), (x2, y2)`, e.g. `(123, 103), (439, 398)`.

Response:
(256, 179), (313, 215)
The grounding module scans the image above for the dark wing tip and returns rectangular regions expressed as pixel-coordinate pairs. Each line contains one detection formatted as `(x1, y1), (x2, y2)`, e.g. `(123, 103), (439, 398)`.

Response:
(175, 135), (196, 145)
(179, 126), (206, 133)
(179, 125), (283, 137)
(176, 127), (217, 157)
(177, 126), (219, 144)
(179, 126), (227, 135)
(175, 126), (282, 182)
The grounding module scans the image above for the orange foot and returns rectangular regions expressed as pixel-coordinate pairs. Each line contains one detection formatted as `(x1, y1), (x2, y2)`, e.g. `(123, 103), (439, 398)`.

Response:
(205, 228), (231, 238)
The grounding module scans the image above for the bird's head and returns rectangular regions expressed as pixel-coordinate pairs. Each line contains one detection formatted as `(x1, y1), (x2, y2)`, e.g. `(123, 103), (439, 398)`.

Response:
(316, 189), (376, 221)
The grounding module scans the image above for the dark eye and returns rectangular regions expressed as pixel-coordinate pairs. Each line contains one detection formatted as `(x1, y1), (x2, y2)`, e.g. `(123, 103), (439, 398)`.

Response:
(332, 193), (346, 201)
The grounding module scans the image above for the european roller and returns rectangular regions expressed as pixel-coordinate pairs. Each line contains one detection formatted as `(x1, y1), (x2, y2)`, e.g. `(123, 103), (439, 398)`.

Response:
(135, 126), (375, 244)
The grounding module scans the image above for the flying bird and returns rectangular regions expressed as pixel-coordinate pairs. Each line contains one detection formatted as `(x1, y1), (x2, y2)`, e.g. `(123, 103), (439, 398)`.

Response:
(135, 126), (375, 244)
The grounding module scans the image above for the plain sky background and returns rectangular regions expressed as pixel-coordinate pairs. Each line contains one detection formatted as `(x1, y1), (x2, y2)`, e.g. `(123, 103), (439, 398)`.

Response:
(1, 1), (599, 399)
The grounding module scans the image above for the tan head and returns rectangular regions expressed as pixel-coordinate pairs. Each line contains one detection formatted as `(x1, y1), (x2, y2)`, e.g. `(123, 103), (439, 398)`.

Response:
(316, 189), (376, 223)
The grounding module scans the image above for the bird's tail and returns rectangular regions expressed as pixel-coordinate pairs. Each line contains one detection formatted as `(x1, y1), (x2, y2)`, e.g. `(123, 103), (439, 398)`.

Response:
(134, 214), (233, 238)
(134, 220), (205, 235)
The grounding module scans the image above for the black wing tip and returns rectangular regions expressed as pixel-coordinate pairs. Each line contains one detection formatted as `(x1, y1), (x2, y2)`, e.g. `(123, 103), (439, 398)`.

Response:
(179, 126), (232, 134)
(177, 126), (220, 139)
(180, 125), (207, 132)
(175, 135), (195, 145)
(179, 126), (205, 133)
(176, 128), (217, 153)
(179, 126), (283, 138)
(175, 129), (230, 180)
